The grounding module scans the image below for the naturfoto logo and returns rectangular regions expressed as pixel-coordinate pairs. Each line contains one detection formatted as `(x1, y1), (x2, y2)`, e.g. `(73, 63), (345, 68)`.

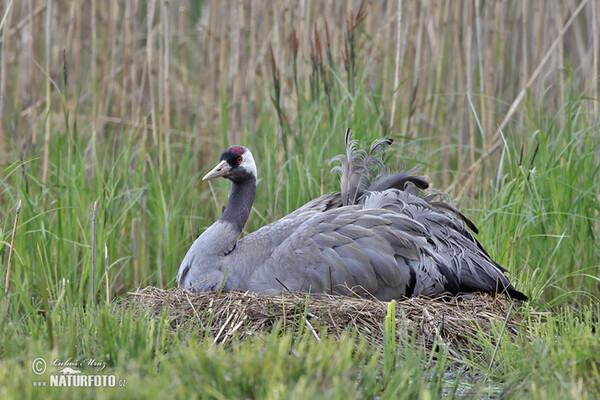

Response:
(31, 357), (126, 388)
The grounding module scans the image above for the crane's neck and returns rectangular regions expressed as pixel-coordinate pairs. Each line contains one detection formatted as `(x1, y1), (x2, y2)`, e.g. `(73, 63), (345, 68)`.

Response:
(219, 177), (256, 233)
(195, 177), (256, 257)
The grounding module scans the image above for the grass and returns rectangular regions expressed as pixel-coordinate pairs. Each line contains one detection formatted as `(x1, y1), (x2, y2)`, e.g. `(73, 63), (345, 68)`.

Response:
(1, 1), (600, 399)
(0, 304), (460, 399)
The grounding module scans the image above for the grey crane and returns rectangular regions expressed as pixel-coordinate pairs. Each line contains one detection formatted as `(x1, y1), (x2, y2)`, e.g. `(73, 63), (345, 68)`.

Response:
(177, 129), (528, 301)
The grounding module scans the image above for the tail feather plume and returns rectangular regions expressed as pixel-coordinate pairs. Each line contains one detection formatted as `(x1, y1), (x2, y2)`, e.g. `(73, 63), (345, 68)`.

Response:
(330, 128), (394, 206)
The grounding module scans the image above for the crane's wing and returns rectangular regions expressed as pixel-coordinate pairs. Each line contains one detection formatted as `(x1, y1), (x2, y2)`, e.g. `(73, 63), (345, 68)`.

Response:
(362, 190), (526, 299)
(283, 192), (341, 218)
(242, 189), (526, 301)
(242, 194), (456, 300)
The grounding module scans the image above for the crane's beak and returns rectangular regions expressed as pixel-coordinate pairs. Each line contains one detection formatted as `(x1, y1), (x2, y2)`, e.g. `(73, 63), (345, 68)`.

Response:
(203, 160), (231, 181)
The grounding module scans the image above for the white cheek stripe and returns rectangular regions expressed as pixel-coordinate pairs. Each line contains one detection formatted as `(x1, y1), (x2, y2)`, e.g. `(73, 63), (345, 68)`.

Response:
(241, 150), (257, 179)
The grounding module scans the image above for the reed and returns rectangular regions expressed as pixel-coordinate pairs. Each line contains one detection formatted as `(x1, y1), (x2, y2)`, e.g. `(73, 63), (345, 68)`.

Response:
(0, 1), (596, 178)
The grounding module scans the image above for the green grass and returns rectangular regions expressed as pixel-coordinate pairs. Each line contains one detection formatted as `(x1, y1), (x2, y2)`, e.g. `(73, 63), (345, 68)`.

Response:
(0, 303), (462, 400)
(1, 23), (600, 400)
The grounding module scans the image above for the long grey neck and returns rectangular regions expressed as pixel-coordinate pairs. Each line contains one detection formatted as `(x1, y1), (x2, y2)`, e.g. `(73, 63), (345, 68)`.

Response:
(219, 177), (256, 234)
(195, 177), (256, 257)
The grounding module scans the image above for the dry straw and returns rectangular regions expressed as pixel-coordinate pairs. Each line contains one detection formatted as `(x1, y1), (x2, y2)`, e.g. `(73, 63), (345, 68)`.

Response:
(120, 287), (543, 358)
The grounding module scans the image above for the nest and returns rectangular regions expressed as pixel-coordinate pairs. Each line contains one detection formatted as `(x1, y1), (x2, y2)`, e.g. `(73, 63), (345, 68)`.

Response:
(120, 287), (533, 357)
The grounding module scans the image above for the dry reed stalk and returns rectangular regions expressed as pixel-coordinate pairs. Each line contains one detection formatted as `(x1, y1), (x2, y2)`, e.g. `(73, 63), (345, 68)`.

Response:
(64, 3), (75, 77)
(0, 0), (14, 160)
(26, 0), (38, 154)
(569, 0), (588, 71)
(400, 2), (415, 139)
(434, 2), (449, 186)
(61, 48), (71, 144)
(521, 1), (528, 91)
(474, 0), (487, 146)
(91, 0), (96, 149)
(98, 1), (119, 139)
(177, 6), (186, 129)
(594, 0), (599, 122)
(0, 0), (15, 32)
(3, 200), (22, 305)
(125, 1), (135, 136)
(466, 25), (475, 167)
(411, 3), (423, 138)
(230, 0), (240, 138)
(552, 2), (563, 131)
(205, 1), (215, 120)
(147, 0), (159, 170)
(518, 1), (527, 134)
(217, 2), (227, 141)
(121, 1), (131, 125)
(389, 0), (402, 129)
(157, 3), (163, 129)
(1, 1), (45, 39)
(453, 0), (590, 198)
(72, 1), (81, 117)
(162, 0), (171, 171)
(41, 0), (52, 184)
(428, 1), (443, 147)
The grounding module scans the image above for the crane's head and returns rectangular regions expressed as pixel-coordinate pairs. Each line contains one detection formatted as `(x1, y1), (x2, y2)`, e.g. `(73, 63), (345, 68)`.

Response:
(202, 146), (257, 183)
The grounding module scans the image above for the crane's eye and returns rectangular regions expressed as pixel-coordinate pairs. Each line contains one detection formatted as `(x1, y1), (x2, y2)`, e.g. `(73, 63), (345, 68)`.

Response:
(236, 156), (242, 164)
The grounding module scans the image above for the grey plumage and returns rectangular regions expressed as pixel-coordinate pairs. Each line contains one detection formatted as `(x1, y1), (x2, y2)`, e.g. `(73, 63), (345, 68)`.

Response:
(177, 129), (528, 301)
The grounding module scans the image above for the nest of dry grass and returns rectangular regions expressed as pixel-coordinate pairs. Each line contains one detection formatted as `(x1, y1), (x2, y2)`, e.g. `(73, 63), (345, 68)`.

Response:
(120, 286), (532, 357)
